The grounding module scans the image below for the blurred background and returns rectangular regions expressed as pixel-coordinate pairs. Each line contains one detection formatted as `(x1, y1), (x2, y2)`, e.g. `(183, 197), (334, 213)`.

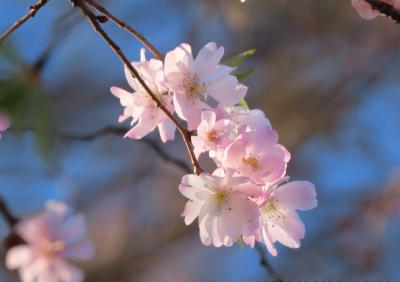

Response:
(0, 0), (399, 281)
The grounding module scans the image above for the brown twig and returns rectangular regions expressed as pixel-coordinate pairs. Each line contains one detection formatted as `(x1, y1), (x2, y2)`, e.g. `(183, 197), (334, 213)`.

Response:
(364, 0), (400, 24)
(70, 0), (202, 175)
(0, 0), (50, 46)
(59, 126), (191, 173)
(83, 0), (163, 60)
(255, 243), (284, 282)
(0, 198), (18, 228)
(0, 198), (25, 250)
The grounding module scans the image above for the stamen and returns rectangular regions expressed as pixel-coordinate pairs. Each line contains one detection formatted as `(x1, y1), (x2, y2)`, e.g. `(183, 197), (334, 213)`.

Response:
(243, 156), (258, 171)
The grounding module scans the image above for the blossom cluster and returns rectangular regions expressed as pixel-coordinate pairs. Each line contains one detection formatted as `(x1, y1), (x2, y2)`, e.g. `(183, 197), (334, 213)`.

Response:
(352, 0), (400, 19)
(112, 42), (317, 255)
(6, 201), (94, 282)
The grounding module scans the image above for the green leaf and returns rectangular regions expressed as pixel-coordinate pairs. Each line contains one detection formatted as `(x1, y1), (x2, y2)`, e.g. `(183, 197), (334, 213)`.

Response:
(234, 68), (254, 81)
(0, 77), (55, 157)
(237, 236), (244, 249)
(223, 48), (256, 68)
(239, 99), (250, 109)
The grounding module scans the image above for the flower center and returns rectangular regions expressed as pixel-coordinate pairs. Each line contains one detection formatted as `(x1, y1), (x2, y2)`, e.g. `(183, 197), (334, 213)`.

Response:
(260, 202), (278, 213)
(260, 202), (286, 225)
(207, 129), (220, 142)
(242, 156), (258, 171)
(181, 74), (207, 99)
(214, 189), (229, 207)
(43, 240), (66, 254)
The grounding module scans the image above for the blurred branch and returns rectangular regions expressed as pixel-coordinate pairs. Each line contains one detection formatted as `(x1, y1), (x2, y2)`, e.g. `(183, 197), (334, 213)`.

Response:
(0, 197), (25, 251)
(255, 243), (284, 282)
(31, 9), (81, 74)
(364, 0), (400, 24)
(70, 0), (202, 175)
(83, 0), (163, 60)
(0, 198), (18, 228)
(0, 0), (50, 45)
(60, 126), (192, 173)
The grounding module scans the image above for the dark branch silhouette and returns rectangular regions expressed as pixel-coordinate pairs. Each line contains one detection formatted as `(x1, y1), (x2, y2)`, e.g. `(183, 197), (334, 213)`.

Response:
(364, 0), (400, 23)
(0, 0), (50, 45)
(60, 126), (191, 173)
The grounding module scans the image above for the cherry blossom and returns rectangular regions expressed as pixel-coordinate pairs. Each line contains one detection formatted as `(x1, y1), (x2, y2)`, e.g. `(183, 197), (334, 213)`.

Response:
(221, 106), (271, 133)
(179, 169), (261, 247)
(352, 0), (400, 20)
(0, 112), (10, 139)
(191, 111), (234, 158)
(164, 42), (248, 130)
(246, 181), (317, 256)
(6, 201), (94, 282)
(221, 128), (290, 185)
(111, 49), (176, 143)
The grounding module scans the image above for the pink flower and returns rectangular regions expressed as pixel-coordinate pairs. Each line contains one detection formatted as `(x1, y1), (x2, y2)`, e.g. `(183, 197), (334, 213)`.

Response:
(179, 169), (260, 247)
(111, 49), (176, 143)
(164, 42), (247, 130)
(223, 106), (271, 133)
(246, 181), (317, 256)
(6, 201), (94, 282)
(191, 111), (234, 158)
(0, 112), (10, 139)
(352, 0), (400, 20)
(221, 128), (290, 185)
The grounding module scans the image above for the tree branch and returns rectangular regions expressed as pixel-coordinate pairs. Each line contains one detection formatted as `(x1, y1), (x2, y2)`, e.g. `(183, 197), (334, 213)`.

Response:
(364, 0), (400, 24)
(0, 198), (18, 228)
(83, 0), (163, 60)
(69, 0), (202, 175)
(0, 198), (25, 251)
(255, 243), (284, 282)
(59, 126), (191, 173)
(0, 0), (50, 46)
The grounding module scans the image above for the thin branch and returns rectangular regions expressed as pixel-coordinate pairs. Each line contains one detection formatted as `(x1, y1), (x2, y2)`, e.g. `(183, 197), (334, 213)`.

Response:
(83, 0), (163, 60)
(59, 126), (191, 173)
(364, 0), (400, 24)
(0, 198), (25, 251)
(69, 0), (202, 175)
(255, 243), (284, 282)
(0, 198), (18, 228)
(0, 0), (50, 46)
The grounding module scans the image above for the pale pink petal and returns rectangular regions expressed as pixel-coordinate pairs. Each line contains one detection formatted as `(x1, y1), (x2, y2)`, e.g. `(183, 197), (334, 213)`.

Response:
(173, 93), (209, 130)
(193, 42), (224, 77)
(262, 226), (278, 256)
(352, 0), (379, 20)
(273, 181), (317, 211)
(268, 210), (305, 249)
(0, 112), (10, 131)
(182, 200), (203, 225)
(124, 108), (159, 140)
(207, 76), (246, 107)
(223, 138), (246, 168)
(164, 43), (194, 77)
(157, 118), (176, 143)
(6, 246), (33, 270)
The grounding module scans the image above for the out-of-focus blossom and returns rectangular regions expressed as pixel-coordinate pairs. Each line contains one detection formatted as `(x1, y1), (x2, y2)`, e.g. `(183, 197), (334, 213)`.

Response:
(164, 42), (247, 130)
(351, 0), (400, 20)
(111, 49), (176, 143)
(191, 111), (234, 158)
(6, 201), (94, 282)
(244, 181), (317, 256)
(0, 112), (10, 139)
(222, 128), (290, 185)
(179, 169), (260, 247)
